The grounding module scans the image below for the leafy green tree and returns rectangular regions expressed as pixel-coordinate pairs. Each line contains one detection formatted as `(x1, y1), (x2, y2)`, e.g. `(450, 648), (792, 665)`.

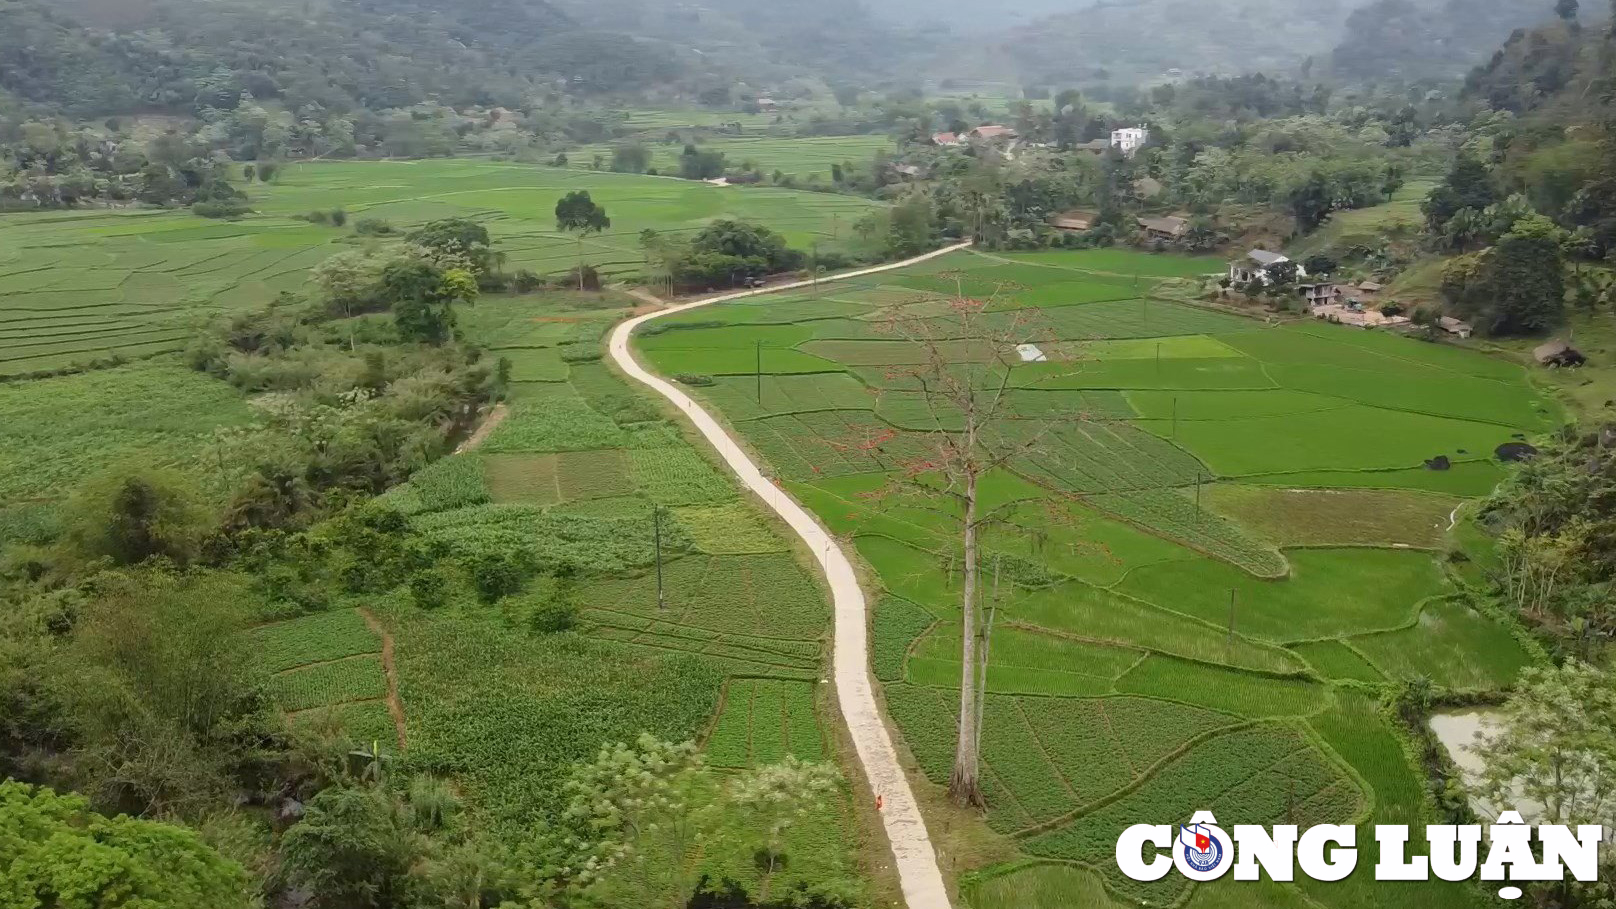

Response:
(677, 144), (728, 180)
(407, 218), (494, 274)
(610, 143), (652, 174)
(1424, 155), (1499, 231)
(59, 467), (212, 568)
(281, 785), (419, 909)
(1480, 661), (1616, 904)
(562, 734), (717, 907)
(0, 780), (253, 909)
(1442, 216), (1566, 335)
(312, 248), (389, 317)
(382, 260), (472, 345)
(554, 190), (611, 291)
(50, 570), (268, 816)
(885, 192), (938, 257)
(689, 219), (802, 271)
(1289, 170), (1335, 232)
(723, 757), (840, 902)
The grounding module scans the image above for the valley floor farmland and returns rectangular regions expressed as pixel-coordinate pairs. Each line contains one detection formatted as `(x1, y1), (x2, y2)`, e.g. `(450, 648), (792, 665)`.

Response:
(0, 159), (880, 378)
(567, 134), (897, 181)
(257, 292), (870, 894)
(630, 246), (1552, 909)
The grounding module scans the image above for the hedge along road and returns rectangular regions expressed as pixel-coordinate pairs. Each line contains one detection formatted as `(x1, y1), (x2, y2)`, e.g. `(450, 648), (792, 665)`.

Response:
(609, 243), (972, 909)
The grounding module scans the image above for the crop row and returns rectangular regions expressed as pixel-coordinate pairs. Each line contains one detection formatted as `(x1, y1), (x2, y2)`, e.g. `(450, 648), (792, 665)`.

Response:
(413, 502), (687, 577)
(706, 679), (824, 768)
(586, 616), (821, 677)
(480, 398), (626, 453)
(886, 684), (1241, 834)
(905, 623), (1140, 698)
(1010, 420), (1203, 495)
(672, 503), (788, 555)
(578, 553), (829, 641)
(870, 597), (936, 682)
(392, 609), (729, 833)
(1116, 655), (1328, 718)
(1088, 489), (1288, 578)
(251, 609), (381, 674)
(271, 654), (388, 712)
(699, 373), (878, 422)
(743, 410), (934, 482)
(290, 700), (398, 747)
(627, 447), (736, 505)
(480, 453), (562, 506)
(389, 454), (492, 515)
(1023, 723), (1362, 904)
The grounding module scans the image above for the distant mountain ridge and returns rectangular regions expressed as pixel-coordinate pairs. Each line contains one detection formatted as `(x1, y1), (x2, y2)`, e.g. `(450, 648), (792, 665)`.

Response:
(918, 0), (1553, 87)
(0, 0), (925, 118)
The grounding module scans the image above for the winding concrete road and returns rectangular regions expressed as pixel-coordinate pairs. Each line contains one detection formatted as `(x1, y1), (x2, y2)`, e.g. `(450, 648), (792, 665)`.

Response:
(608, 244), (970, 909)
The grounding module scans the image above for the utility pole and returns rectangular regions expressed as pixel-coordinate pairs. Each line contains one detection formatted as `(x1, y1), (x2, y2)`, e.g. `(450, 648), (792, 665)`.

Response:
(1226, 588), (1237, 647)
(756, 340), (763, 402)
(1171, 396), (1178, 441)
(654, 505), (666, 611)
(1195, 472), (1203, 518)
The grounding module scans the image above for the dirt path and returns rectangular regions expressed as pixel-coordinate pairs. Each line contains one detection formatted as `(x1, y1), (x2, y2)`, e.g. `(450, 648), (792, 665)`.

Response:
(620, 286), (668, 310)
(608, 244), (970, 909)
(455, 403), (509, 455)
(358, 607), (408, 752)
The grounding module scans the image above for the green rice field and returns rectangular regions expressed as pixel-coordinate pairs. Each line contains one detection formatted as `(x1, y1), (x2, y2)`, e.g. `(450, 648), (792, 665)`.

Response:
(567, 134), (896, 181)
(0, 158), (881, 378)
(631, 245), (1551, 909)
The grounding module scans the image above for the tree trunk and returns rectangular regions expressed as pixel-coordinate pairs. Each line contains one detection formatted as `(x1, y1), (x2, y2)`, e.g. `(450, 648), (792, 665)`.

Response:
(949, 470), (985, 808)
(973, 557), (999, 755)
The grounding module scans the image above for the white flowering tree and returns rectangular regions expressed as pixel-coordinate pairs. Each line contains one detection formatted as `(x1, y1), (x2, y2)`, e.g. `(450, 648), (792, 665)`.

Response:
(559, 735), (845, 906)
(1480, 661), (1616, 907)
(724, 756), (841, 901)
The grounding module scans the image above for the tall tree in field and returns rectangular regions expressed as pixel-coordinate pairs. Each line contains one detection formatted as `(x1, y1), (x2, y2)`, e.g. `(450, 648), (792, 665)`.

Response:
(554, 190), (611, 291)
(860, 281), (1084, 807)
(1480, 661), (1616, 907)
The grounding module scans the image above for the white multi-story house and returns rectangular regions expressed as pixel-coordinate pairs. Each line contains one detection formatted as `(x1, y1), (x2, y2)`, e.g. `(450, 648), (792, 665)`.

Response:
(1230, 249), (1308, 285)
(1111, 126), (1150, 155)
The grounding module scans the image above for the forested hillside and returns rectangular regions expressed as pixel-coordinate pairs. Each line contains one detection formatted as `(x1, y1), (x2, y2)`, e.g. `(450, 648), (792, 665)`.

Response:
(1329, 0), (1564, 81)
(930, 0), (1552, 87)
(0, 0), (922, 118)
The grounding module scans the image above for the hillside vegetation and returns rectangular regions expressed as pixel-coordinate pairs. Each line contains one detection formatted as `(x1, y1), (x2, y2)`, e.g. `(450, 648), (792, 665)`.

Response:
(930, 0), (1549, 87)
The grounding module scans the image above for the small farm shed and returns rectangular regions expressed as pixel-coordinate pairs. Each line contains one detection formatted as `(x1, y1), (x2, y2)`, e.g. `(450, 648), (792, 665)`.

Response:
(1138, 216), (1190, 241)
(1437, 316), (1473, 339)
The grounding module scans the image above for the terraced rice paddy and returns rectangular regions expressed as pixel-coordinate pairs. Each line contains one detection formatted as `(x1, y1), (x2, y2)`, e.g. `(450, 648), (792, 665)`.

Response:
(631, 246), (1551, 909)
(0, 158), (880, 378)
